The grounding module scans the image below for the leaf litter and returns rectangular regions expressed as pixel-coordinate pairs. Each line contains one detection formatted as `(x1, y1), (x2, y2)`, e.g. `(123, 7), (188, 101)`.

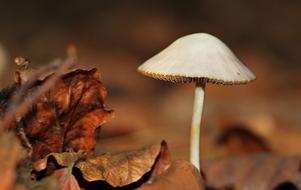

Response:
(0, 54), (205, 189)
(0, 52), (299, 189)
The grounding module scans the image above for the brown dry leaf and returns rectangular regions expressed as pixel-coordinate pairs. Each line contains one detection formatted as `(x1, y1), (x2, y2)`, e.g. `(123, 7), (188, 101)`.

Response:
(33, 142), (167, 188)
(0, 68), (113, 161)
(146, 141), (171, 182)
(204, 154), (301, 190)
(33, 152), (83, 172)
(0, 132), (22, 190)
(138, 160), (205, 190)
(75, 142), (164, 187)
(136, 144), (206, 190)
(217, 126), (271, 156)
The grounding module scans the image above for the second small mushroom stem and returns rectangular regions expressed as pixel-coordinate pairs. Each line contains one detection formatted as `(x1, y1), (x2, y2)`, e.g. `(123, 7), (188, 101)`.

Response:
(190, 82), (205, 171)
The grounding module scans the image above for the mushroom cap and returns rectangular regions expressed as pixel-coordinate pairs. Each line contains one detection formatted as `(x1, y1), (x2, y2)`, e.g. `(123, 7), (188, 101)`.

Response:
(138, 33), (256, 84)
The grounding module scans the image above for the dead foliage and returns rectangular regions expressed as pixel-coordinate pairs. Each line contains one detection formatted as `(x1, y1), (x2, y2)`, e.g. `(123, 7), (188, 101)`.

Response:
(204, 154), (301, 190)
(0, 68), (114, 161)
(0, 62), (204, 190)
(0, 56), (299, 189)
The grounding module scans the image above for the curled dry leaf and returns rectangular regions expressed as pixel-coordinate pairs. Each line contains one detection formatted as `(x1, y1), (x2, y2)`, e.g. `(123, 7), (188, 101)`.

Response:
(76, 142), (161, 187)
(33, 152), (83, 172)
(138, 160), (205, 190)
(0, 68), (114, 161)
(204, 154), (301, 190)
(146, 141), (171, 182)
(33, 142), (168, 188)
(137, 144), (205, 190)
(0, 132), (22, 190)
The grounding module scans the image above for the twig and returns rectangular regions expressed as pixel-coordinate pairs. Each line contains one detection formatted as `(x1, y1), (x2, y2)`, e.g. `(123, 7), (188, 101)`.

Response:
(10, 58), (62, 112)
(0, 55), (76, 130)
(15, 118), (33, 155)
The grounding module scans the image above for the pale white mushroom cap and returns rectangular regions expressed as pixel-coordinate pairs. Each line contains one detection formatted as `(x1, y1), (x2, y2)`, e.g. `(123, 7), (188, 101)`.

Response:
(138, 33), (256, 84)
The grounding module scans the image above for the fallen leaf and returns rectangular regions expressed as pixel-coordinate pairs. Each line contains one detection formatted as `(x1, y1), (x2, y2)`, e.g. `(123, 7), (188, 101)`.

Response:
(75, 142), (163, 187)
(217, 125), (271, 155)
(33, 142), (167, 188)
(146, 141), (171, 182)
(33, 152), (83, 172)
(138, 160), (205, 190)
(0, 66), (206, 190)
(204, 154), (301, 190)
(0, 68), (114, 161)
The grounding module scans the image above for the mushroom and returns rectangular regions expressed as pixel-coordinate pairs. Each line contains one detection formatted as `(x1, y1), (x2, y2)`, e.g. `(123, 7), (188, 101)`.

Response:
(137, 33), (256, 170)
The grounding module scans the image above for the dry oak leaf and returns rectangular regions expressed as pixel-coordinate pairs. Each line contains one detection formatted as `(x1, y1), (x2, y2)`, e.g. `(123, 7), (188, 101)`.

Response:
(204, 154), (301, 190)
(1, 68), (114, 161)
(33, 142), (166, 188)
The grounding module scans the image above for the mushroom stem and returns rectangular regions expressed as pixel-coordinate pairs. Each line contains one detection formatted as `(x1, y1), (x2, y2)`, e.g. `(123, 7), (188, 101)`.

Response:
(190, 82), (205, 171)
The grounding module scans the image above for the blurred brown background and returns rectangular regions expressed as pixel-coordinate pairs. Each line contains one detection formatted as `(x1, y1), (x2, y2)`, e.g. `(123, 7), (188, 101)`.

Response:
(0, 0), (300, 161)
